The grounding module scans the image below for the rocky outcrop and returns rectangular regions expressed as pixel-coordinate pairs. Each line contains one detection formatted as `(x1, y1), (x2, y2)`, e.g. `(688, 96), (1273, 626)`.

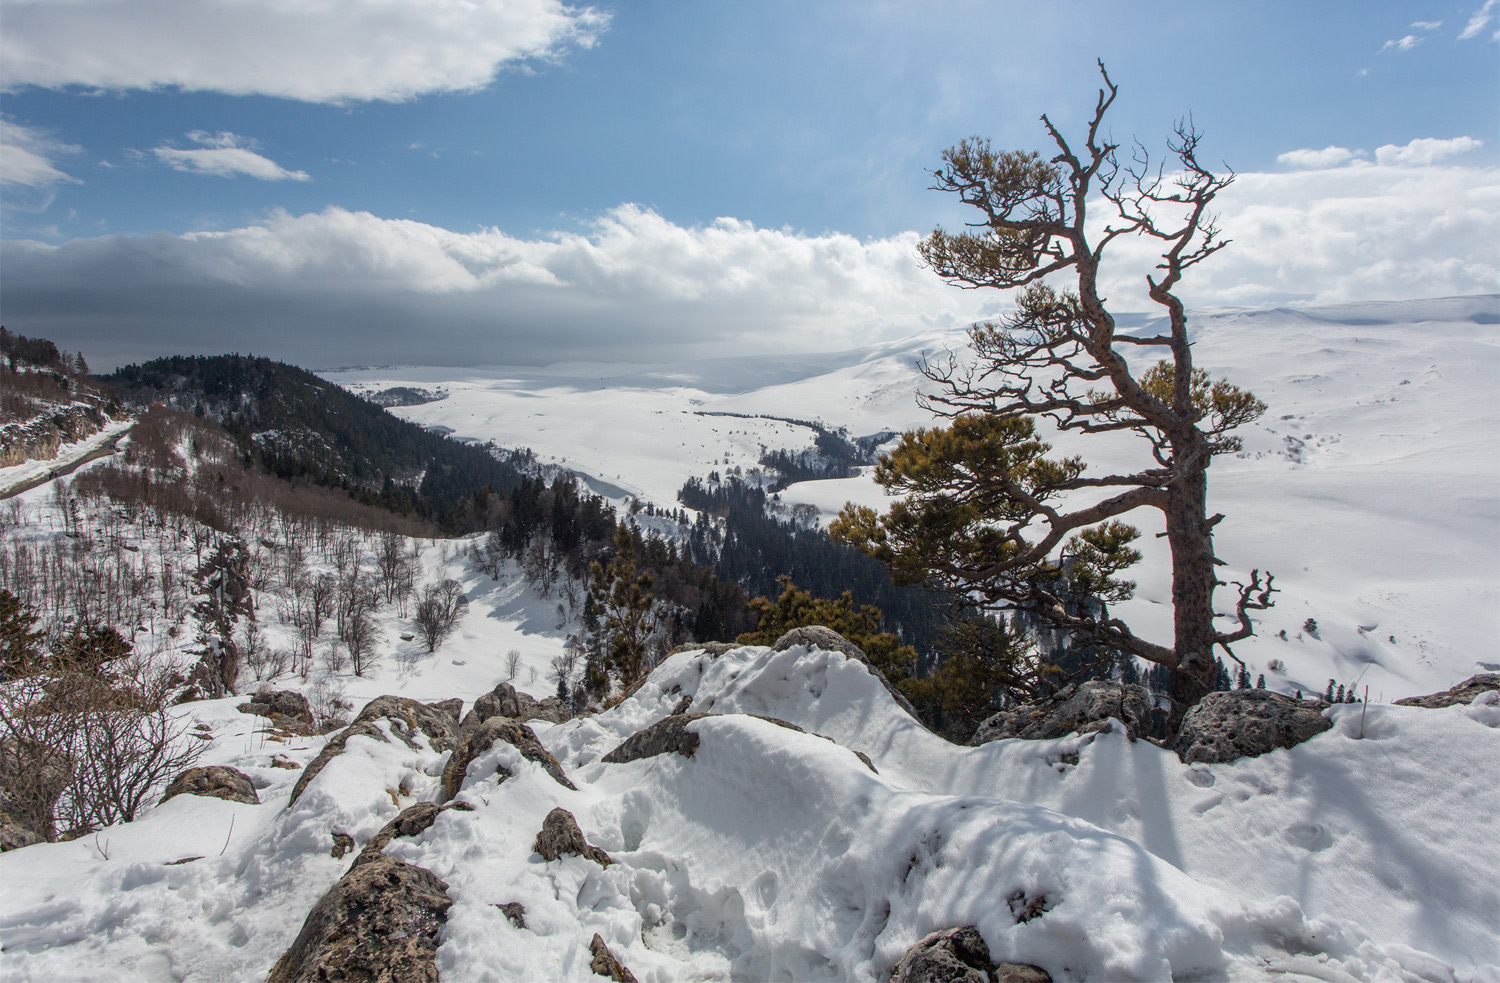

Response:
(667, 640), (741, 658)
(267, 854), (451, 983)
(1394, 674), (1500, 709)
(353, 802), (444, 868)
(458, 682), (569, 739)
(602, 713), (708, 763)
(589, 933), (638, 983)
(601, 710), (878, 773)
(238, 690), (316, 733)
(1173, 690), (1332, 764)
(890, 927), (1052, 983)
(441, 717), (576, 801)
(533, 807), (612, 866)
(772, 626), (925, 723)
(289, 696), (461, 807)
(160, 765), (260, 805)
(972, 681), (1152, 745)
(0, 811), (41, 852)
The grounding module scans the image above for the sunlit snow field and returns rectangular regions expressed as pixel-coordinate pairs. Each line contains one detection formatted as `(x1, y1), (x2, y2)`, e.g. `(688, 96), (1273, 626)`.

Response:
(328, 295), (1500, 701)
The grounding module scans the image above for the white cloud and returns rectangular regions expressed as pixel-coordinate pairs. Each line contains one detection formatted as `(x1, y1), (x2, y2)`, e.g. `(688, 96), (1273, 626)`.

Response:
(1094, 155), (1499, 310)
(1380, 34), (1423, 52)
(1411, 20), (1442, 30)
(1276, 146), (1359, 169)
(152, 132), (310, 181)
(0, 206), (988, 367)
(1374, 136), (1484, 166)
(1459, 0), (1499, 39)
(5, 152), (1495, 368)
(0, 118), (80, 187)
(0, 0), (607, 103)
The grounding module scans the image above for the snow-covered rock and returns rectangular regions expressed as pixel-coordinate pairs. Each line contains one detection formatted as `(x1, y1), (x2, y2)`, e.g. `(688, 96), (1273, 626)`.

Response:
(971, 680), (1153, 745)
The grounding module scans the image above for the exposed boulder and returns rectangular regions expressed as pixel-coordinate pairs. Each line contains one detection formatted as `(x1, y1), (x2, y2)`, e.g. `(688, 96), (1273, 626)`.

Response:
(353, 801), (445, 868)
(890, 926), (1052, 983)
(772, 626), (925, 723)
(667, 640), (741, 658)
(601, 711), (878, 773)
(237, 690), (316, 733)
(159, 765), (259, 806)
(441, 717), (576, 801)
(972, 681), (1152, 745)
(589, 933), (638, 983)
(459, 682), (571, 739)
(1394, 674), (1500, 709)
(267, 854), (451, 983)
(495, 902), (527, 929)
(1173, 690), (1332, 764)
(533, 807), (612, 866)
(0, 811), (41, 852)
(331, 832), (354, 860)
(601, 713), (707, 763)
(289, 696), (461, 807)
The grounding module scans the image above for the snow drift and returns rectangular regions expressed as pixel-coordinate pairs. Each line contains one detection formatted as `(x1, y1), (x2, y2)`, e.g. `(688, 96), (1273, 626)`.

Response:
(2, 637), (1495, 982)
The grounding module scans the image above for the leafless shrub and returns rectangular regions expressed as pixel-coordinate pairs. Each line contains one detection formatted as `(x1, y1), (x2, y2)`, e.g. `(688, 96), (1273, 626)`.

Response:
(307, 676), (351, 731)
(505, 649), (522, 680)
(0, 653), (205, 840)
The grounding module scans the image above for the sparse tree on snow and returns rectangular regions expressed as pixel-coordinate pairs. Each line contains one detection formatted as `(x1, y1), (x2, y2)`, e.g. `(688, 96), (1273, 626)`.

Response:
(832, 65), (1275, 730)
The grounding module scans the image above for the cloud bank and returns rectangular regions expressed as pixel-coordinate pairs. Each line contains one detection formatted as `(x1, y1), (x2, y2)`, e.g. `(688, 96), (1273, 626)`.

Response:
(152, 132), (310, 181)
(2, 152), (1495, 369)
(1, 0), (607, 103)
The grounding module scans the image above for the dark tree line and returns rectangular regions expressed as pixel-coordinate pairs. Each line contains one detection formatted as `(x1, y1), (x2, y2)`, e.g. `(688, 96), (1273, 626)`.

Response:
(678, 476), (946, 654)
(104, 354), (529, 528)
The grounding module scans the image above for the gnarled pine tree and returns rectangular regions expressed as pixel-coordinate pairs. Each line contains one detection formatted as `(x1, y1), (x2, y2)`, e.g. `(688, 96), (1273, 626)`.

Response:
(832, 65), (1274, 730)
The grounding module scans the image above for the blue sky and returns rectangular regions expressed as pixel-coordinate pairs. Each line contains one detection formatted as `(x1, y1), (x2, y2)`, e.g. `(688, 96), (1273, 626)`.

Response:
(1, 0), (1497, 367)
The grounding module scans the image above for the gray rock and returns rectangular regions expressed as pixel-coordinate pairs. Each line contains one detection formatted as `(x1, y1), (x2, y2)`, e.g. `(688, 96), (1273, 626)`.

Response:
(331, 832), (354, 860)
(237, 690), (316, 733)
(667, 640), (741, 657)
(353, 801), (445, 868)
(289, 696), (461, 807)
(601, 713), (707, 763)
(1173, 689), (1333, 764)
(601, 711), (879, 773)
(533, 807), (612, 866)
(588, 933), (638, 983)
(459, 683), (572, 740)
(267, 854), (451, 983)
(972, 681), (1152, 744)
(772, 626), (925, 723)
(495, 902), (526, 929)
(0, 811), (41, 852)
(160, 765), (259, 806)
(1394, 673), (1500, 709)
(890, 926), (1052, 983)
(441, 717), (576, 801)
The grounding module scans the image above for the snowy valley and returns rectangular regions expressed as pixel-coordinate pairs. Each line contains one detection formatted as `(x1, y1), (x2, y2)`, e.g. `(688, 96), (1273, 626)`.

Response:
(0, 296), (1496, 982)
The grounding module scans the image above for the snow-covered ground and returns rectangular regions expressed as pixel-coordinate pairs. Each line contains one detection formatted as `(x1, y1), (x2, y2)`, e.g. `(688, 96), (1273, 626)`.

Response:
(326, 295), (1500, 701)
(1, 640), (1495, 981)
(0, 417), (133, 496)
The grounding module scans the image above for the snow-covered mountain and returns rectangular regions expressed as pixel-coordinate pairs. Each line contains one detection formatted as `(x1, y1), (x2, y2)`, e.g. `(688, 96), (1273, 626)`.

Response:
(327, 295), (1500, 702)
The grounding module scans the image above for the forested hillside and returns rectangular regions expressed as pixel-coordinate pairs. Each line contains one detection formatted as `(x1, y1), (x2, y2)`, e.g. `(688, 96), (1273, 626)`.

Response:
(105, 355), (528, 527)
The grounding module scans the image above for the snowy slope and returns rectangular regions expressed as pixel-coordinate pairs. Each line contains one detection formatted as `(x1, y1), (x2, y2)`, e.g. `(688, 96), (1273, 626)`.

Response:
(2, 641), (1495, 981)
(325, 295), (1500, 701)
